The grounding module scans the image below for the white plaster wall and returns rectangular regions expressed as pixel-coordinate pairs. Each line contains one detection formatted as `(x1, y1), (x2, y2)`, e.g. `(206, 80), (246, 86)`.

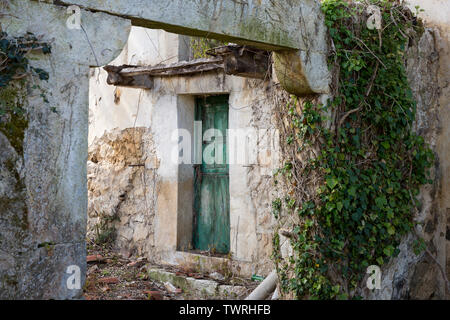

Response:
(407, 0), (450, 29)
(153, 73), (278, 275)
(89, 26), (180, 145)
(89, 27), (181, 257)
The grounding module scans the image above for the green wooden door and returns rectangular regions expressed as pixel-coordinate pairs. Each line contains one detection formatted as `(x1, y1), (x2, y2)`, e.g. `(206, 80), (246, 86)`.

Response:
(194, 96), (230, 254)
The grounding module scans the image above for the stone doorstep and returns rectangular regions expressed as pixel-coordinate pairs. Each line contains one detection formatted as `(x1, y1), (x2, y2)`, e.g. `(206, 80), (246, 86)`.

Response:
(166, 250), (257, 279)
(147, 268), (249, 299)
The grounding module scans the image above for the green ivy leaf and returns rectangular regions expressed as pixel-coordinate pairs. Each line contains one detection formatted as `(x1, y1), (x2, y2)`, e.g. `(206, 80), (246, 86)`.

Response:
(326, 177), (338, 189)
(386, 224), (395, 235)
(376, 257), (384, 265)
(348, 186), (356, 197)
(383, 246), (395, 257)
(375, 196), (387, 208)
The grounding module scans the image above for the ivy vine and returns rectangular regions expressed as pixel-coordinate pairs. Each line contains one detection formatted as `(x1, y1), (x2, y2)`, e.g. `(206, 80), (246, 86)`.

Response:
(190, 37), (224, 59)
(272, 0), (433, 299)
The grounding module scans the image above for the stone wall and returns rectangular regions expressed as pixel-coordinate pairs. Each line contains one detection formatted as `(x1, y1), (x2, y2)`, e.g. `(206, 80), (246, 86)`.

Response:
(0, 0), (130, 299)
(87, 127), (159, 258)
(271, 0), (450, 300)
(362, 26), (443, 300)
(367, 0), (450, 299)
(364, 0), (450, 300)
(246, 83), (281, 276)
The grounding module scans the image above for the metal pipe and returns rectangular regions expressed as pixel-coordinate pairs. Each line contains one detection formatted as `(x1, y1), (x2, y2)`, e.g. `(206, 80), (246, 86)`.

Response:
(245, 270), (277, 300)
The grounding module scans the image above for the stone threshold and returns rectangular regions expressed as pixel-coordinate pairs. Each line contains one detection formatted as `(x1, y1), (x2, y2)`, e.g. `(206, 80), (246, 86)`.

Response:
(160, 250), (256, 279)
(147, 267), (254, 300)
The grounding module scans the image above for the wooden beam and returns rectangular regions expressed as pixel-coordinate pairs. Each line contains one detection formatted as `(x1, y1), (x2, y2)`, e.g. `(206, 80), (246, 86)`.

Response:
(103, 58), (224, 89)
(118, 58), (223, 76)
(104, 65), (154, 89)
(211, 45), (271, 80)
(103, 46), (271, 89)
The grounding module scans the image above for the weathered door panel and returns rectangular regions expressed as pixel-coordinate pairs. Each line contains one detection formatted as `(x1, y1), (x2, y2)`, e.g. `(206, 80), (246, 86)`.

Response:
(194, 96), (230, 254)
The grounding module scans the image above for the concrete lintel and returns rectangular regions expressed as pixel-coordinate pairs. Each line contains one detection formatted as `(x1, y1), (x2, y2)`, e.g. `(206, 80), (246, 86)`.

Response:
(55, 0), (331, 95)
(55, 0), (302, 51)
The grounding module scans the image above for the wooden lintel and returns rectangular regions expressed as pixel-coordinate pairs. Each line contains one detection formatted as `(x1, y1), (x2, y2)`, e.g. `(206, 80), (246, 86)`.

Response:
(104, 66), (154, 89)
(103, 58), (224, 88)
(213, 45), (271, 80)
(119, 58), (223, 76)
(103, 47), (271, 89)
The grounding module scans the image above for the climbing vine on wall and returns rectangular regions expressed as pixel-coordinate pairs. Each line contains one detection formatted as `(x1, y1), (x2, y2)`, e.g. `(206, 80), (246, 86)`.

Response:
(271, 0), (433, 299)
(190, 37), (224, 59)
(0, 31), (51, 155)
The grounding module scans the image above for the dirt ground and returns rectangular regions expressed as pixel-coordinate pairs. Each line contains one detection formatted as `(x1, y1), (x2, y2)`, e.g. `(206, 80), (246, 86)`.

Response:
(83, 241), (257, 300)
(83, 245), (169, 300)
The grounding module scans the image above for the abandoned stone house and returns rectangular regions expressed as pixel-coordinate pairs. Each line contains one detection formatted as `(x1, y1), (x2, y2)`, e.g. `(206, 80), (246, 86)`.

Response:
(87, 27), (280, 278)
(0, 0), (449, 300)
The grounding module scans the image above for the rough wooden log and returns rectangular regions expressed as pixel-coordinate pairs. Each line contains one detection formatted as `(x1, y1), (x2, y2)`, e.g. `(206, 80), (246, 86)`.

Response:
(103, 46), (270, 89)
(103, 58), (224, 88)
(119, 58), (223, 76)
(214, 46), (270, 80)
(122, 63), (223, 77)
(104, 65), (154, 89)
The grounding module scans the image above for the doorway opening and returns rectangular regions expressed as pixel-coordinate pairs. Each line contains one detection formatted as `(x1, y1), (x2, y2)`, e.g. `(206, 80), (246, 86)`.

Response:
(193, 95), (230, 255)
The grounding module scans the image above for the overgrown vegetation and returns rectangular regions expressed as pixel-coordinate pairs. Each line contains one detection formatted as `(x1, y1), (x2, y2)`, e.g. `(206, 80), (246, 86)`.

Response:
(94, 212), (119, 246)
(272, 0), (433, 299)
(190, 37), (224, 59)
(0, 31), (51, 155)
